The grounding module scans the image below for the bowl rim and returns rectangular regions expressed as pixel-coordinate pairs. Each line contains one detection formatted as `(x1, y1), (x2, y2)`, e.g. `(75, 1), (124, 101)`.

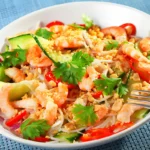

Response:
(0, 1), (150, 149)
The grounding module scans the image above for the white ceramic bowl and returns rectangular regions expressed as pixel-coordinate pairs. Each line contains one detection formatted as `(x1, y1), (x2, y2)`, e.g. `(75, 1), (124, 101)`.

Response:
(0, 1), (150, 149)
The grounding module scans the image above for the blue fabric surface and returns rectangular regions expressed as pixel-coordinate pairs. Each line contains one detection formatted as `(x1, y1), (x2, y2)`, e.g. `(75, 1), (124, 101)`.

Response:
(0, 0), (150, 150)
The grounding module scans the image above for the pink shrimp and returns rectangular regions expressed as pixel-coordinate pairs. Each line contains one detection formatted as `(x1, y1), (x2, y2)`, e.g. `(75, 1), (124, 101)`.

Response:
(121, 42), (150, 63)
(49, 25), (69, 34)
(41, 99), (58, 125)
(11, 98), (39, 110)
(117, 104), (142, 123)
(0, 85), (17, 119)
(101, 26), (127, 43)
(26, 45), (52, 67)
(139, 37), (150, 52)
(94, 104), (109, 122)
(5, 67), (25, 82)
(79, 66), (100, 91)
(52, 82), (68, 107)
(54, 37), (85, 49)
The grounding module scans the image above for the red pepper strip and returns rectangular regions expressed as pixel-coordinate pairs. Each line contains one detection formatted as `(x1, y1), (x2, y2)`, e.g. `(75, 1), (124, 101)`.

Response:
(46, 21), (64, 28)
(120, 23), (136, 36)
(80, 128), (113, 142)
(110, 122), (134, 133)
(34, 136), (50, 142)
(67, 84), (77, 89)
(45, 71), (61, 85)
(5, 110), (27, 127)
(92, 91), (103, 99)
(129, 59), (150, 83)
(80, 122), (133, 142)
(78, 24), (86, 27)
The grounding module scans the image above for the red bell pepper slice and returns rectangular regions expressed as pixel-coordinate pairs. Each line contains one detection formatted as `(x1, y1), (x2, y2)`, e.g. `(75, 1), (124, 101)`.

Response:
(34, 136), (50, 142)
(46, 21), (64, 28)
(80, 122), (133, 142)
(45, 71), (61, 85)
(110, 122), (133, 133)
(129, 59), (150, 83)
(92, 91), (103, 99)
(5, 110), (27, 127)
(67, 84), (77, 89)
(80, 127), (113, 142)
(120, 23), (136, 36)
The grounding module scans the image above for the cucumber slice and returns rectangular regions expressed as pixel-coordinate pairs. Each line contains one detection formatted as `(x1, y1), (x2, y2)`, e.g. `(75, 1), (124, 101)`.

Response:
(54, 132), (81, 143)
(32, 35), (72, 63)
(0, 66), (10, 82)
(132, 108), (150, 119)
(8, 34), (37, 50)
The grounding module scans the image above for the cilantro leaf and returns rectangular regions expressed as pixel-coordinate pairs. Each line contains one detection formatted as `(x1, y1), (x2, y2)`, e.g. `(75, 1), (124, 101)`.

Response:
(71, 51), (94, 67)
(82, 14), (93, 29)
(94, 75), (121, 95)
(0, 48), (27, 67)
(117, 82), (128, 98)
(36, 28), (53, 39)
(53, 51), (94, 84)
(20, 119), (50, 139)
(70, 23), (85, 30)
(72, 104), (97, 126)
(105, 40), (119, 50)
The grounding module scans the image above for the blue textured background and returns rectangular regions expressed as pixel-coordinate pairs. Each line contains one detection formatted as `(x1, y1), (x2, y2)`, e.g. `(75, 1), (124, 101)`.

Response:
(0, 0), (150, 150)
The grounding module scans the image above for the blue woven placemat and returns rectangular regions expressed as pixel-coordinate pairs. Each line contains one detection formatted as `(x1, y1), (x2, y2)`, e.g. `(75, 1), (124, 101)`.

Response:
(0, 0), (150, 150)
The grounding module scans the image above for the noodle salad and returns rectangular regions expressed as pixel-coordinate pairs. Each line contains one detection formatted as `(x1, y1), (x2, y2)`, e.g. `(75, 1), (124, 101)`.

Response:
(0, 15), (150, 143)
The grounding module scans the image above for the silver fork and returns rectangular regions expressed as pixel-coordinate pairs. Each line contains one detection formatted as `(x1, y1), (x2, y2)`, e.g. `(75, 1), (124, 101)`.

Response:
(128, 90), (150, 109)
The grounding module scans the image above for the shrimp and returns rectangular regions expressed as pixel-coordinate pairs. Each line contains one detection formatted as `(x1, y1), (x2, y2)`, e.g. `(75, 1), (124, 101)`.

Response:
(52, 82), (68, 107)
(54, 29), (85, 50)
(94, 104), (109, 122)
(49, 25), (69, 34)
(82, 31), (105, 54)
(26, 45), (52, 67)
(0, 85), (17, 119)
(5, 67), (25, 83)
(117, 104), (142, 123)
(11, 98), (39, 110)
(54, 37), (85, 49)
(79, 66), (100, 91)
(112, 99), (123, 112)
(41, 98), (58, 125)
(139, 37), (150, 52)
(121, 42), (150, 63)
(101, 26), (127, 43)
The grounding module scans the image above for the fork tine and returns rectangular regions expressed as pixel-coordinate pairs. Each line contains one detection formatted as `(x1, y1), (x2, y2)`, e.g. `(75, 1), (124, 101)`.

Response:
(130, 94), (150, 99)
(128, 98), (150, 102)
(128, 102), (150, 109)
(132, 90), (150, 94)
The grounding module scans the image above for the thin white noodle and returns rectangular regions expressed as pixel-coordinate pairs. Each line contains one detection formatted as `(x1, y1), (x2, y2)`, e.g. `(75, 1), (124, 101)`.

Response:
(93, 116), (116, 129)
(94, 95), (112, 103)
(61, 127), (86, 134)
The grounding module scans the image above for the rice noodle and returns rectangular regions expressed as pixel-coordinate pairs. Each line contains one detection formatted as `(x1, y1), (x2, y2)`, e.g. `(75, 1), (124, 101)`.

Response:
(61, 127), (86, 134)
(93, 116), (116, 129)
(94, 95), (112, 103)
